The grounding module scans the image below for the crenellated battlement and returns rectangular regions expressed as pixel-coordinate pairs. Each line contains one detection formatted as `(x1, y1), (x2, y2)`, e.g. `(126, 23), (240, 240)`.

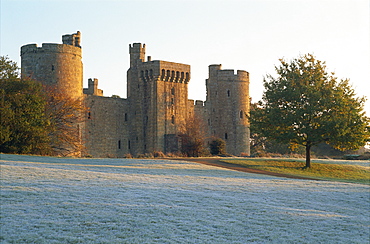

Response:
(208, 65), (249, 82)
(20, 43), (82, 57)
(129, 43), (146, 53)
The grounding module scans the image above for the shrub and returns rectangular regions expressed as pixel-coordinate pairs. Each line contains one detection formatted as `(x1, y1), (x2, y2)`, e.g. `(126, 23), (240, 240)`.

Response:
(209, 138), (226, 155)
(124, 153), (133, 158)
(153, 151), (165, 158)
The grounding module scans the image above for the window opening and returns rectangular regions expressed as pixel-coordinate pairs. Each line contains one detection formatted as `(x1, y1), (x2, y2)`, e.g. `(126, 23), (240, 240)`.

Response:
(118, 140), (121, 149)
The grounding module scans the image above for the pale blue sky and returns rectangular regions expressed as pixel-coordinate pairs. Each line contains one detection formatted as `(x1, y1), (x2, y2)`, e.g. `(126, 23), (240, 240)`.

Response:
(1, 0), (369, 114)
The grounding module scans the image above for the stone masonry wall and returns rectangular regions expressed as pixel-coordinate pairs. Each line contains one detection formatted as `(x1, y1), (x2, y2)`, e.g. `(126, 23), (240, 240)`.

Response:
(84, 95), (129, 158)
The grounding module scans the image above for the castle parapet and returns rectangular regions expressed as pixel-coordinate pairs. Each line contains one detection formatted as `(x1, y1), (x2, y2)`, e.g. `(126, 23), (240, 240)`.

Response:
(21, 43), (82, 57)
(208, 64), (249, 82)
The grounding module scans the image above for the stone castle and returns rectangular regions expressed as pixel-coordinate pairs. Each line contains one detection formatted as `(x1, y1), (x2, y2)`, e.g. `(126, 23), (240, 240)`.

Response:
(20, 31), (250, 157)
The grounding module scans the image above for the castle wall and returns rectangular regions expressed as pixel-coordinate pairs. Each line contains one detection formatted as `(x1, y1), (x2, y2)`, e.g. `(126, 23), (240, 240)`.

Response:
(84, 95), (129, 158)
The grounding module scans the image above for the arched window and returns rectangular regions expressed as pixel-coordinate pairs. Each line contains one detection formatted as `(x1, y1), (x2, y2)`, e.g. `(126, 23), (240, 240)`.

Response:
(167, 70), (171, 81)
(161, 69), (166, 80)
(118, 140), (121, 149)
(227, 90), (230, 97)
(171, 115), (175, 124)
(171, 87), (175, 95)
(176, 71), (180, 82)
(225, 133), (228, 140)
(124, 113), (128, 121)
(185, 72), (190, 83)
(240, 110), (243, 119)
(171, 71), (175, 82)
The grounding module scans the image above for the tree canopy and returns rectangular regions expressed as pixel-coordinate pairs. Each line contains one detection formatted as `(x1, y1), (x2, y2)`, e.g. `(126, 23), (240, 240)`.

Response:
(0, 56), (52, 154)
(250, 54), (369, 167)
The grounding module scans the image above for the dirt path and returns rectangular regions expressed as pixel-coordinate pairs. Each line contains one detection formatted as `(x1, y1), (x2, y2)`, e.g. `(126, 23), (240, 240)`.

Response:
(171, 158), (321, 180)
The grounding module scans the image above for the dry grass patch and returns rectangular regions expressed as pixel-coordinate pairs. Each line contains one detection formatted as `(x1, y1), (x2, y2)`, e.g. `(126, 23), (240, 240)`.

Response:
(223, 159), (370, 185)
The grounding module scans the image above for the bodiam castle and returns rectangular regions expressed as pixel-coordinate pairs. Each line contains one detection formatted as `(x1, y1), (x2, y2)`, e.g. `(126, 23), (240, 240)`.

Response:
(20, 31), (250, 157)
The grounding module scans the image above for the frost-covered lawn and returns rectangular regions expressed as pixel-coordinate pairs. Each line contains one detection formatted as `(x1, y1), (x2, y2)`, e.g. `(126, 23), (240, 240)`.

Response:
(1, 154), (369, 243)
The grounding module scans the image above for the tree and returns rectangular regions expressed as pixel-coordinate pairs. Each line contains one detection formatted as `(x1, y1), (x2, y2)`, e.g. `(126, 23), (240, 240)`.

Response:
(209, 138), (226, 155)
(179, 115), (208, 157)
(250, 54), (369, 168)
(0, 56), (52, 155)
(44, 85), (86, 156)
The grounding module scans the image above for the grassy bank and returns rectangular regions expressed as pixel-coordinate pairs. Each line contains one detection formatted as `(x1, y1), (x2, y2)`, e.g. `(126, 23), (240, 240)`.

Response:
(223, 159), (370, 185)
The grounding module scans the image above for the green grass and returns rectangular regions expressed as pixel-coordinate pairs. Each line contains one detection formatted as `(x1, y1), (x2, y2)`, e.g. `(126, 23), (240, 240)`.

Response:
(222, 159), (370, 185)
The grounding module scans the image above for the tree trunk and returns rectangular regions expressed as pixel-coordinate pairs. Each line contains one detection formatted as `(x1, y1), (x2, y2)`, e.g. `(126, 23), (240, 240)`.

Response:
(305, 144), (311, 168)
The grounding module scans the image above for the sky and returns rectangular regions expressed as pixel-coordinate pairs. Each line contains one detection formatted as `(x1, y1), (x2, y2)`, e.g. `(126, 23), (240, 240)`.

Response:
(1, 0), (369, 115)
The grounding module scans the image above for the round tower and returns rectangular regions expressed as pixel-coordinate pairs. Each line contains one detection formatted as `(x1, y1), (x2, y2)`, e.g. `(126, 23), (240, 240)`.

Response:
(20, 31), (83, 100)
(206, 65), (250, 156)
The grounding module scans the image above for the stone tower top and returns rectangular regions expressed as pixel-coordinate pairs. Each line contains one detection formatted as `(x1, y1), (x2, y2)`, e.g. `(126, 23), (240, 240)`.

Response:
(62, 31), (81, 47)
(129, 43), (146, 67)
(208, 64), (249, 82)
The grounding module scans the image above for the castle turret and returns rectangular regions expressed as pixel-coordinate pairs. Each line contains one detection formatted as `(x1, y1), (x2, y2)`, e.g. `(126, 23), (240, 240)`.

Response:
(20, 31), (83, 100)
(206, 64), (250, 155)
(20, 31), (84, 157)
(83, 78), (103, 96)
(62, 31), (81, 47)
(129, 43), (146, 67)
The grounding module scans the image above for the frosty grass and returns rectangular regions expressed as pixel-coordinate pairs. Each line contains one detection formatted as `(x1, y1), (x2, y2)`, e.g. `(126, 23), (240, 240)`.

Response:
(1, 154), (369, 243)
